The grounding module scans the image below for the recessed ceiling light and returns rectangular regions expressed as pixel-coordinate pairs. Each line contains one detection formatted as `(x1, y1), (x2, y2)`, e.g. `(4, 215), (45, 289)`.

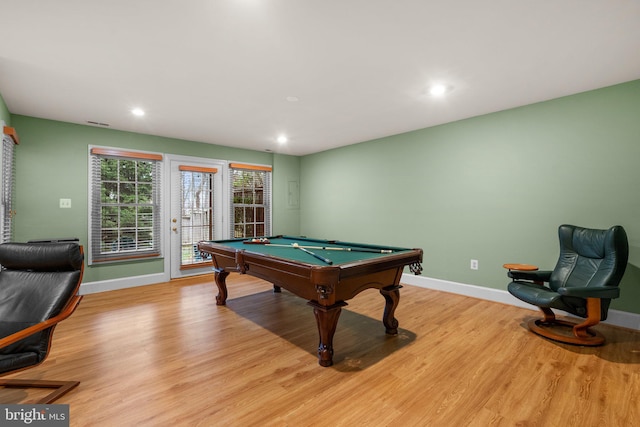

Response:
(131, 108), (145, 116)
(429, 83), (452, 96)
(277, 135), (288, 144)
(429, 84), (448, 96)
(286, 96), (299, 102)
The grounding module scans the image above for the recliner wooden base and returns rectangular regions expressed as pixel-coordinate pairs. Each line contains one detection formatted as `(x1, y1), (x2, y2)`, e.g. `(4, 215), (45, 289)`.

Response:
(527, 302), (606, 346)
(0, 379), (80, 404)
(528, 318), (605, 346)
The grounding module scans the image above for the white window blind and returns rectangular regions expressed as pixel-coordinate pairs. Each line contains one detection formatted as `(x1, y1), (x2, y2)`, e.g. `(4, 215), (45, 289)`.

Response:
(1, 132), (17, 243)
(229, 163), (272, 238)
(89, 147), (163, 264)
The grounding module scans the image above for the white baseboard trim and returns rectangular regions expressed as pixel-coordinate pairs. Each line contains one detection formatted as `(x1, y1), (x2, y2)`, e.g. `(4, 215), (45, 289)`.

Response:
(401, 273), (640, 332)
(79, 272), (168, 295)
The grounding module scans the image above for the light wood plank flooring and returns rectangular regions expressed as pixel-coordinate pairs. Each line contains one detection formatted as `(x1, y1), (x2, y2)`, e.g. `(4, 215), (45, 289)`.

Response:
(2, 275), (639, 426)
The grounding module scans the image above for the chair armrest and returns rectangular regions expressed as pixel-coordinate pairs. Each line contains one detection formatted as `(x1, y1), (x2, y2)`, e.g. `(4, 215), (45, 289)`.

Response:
(508, 270), (552, 282)
(557, 286), (620, 299)
(0, 295), (82, 349)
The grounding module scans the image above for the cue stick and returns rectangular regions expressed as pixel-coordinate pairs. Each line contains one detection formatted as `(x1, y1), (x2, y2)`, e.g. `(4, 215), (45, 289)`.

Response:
(257, 243), (394, 254)
(293, 243), (333, 265)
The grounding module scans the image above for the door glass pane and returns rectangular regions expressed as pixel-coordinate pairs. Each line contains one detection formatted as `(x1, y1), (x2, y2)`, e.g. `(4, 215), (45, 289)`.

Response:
(180, 170), (214, 266)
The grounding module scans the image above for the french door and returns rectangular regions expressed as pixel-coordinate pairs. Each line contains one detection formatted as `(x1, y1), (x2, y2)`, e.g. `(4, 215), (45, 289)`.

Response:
(168, 157), (226, 279)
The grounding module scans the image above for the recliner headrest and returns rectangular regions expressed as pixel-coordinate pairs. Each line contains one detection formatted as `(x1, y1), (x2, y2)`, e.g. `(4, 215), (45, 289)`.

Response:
(0, 242), (83, 271)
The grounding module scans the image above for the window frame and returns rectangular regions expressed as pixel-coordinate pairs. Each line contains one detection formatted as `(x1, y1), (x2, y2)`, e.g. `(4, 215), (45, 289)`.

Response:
(229, 163), (272, 238)
(88, 146), (163, 265)
(1, 125), (18, 244)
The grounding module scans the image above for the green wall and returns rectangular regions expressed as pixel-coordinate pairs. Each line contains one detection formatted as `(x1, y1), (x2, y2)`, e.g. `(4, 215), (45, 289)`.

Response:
(272, 154), (301, 235)
(10, 115), (300, 282)
(300, 80), (640, 314)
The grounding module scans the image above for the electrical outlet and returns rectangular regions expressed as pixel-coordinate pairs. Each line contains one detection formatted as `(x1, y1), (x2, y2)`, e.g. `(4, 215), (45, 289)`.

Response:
(59, 198), (72, 208)
(470, 259), (479, 270)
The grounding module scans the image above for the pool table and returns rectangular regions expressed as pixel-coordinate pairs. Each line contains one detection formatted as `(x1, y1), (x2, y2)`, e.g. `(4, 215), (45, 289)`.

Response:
(198, 235), (423, 367)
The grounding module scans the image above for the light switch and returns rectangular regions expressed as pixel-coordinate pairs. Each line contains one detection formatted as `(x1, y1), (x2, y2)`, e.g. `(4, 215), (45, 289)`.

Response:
(59, 198), (72, 208)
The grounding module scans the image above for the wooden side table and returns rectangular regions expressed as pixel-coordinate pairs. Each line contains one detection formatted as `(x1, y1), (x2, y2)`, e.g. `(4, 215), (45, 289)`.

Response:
(503, 263), (543, 285)
(502, 263), (538, 272)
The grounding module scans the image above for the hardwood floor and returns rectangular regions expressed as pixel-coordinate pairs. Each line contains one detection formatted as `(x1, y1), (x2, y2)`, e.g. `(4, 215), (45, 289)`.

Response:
(2, 275), (639, 426)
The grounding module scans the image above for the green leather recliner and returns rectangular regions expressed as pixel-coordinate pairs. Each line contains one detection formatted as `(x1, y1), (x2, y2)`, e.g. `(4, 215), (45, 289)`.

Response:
(507, 224), (629, 346)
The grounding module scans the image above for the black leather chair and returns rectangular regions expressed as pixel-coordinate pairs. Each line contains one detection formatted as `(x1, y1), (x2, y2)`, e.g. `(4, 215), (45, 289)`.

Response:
(0, 242), (84, 403)
(507, 224), (628, 346)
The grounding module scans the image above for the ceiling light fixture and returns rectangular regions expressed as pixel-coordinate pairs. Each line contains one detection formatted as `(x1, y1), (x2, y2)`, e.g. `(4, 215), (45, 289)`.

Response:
(429, 84), (448, 96)
(277, 135), (288, 144)
(131, 108), (145, 116)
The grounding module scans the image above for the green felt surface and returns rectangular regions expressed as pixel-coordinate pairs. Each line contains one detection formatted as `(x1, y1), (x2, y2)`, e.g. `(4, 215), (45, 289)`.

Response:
(211, 236), (413, 266)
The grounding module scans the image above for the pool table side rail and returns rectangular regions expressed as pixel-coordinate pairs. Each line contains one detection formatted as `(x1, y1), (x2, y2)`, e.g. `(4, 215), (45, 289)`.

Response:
(205, 235), (414, 253)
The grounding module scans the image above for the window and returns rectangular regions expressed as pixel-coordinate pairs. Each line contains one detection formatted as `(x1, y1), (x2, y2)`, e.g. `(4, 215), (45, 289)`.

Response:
(89, 147), (163, 264)
(1, 126), (18, 244)
(229, 163), (272, 238)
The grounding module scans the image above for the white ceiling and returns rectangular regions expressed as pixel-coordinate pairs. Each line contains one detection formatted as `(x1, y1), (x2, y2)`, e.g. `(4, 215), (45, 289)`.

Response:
(1, 1), (639, 156)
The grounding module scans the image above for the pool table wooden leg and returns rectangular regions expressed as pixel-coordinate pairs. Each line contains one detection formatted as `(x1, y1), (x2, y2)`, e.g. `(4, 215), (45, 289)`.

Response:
(308, 300), (347, 367)
(213, 268), (229, 305)
(380, 284), (402, 335)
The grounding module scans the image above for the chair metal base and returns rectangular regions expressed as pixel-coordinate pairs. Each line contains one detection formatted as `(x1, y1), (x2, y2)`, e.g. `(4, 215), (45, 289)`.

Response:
(0, 379), (80, 404)
(528, 318), (605, 346)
